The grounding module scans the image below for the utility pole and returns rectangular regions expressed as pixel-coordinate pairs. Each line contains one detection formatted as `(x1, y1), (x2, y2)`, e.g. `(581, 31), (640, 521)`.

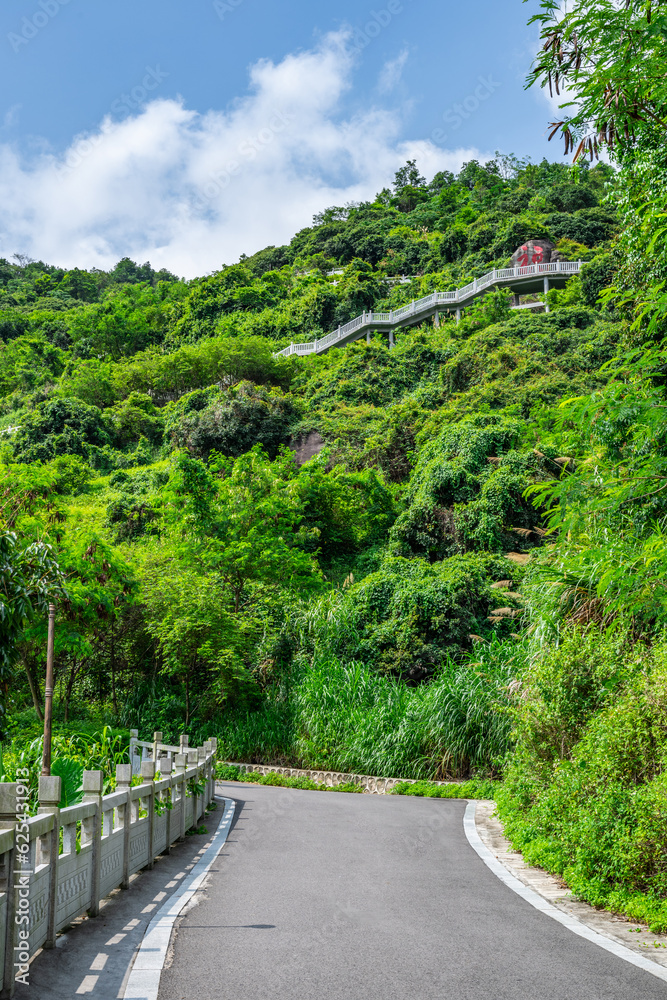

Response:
(41, 604), (56, 777)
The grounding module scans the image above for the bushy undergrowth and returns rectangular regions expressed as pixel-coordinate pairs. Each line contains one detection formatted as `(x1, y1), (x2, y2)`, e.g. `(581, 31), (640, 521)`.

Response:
(391, 777), (498, 799)
(496, 628), (667, 932)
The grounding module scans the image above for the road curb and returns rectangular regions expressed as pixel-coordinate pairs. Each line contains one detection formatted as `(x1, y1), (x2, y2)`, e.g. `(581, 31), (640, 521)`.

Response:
(121, 796), (236, 1000)
(464, 801), (667, 985)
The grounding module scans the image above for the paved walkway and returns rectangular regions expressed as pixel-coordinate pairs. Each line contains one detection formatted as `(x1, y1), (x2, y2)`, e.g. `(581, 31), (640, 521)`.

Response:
(158, 783), (667, 1000)
(14, 809), (226, 999)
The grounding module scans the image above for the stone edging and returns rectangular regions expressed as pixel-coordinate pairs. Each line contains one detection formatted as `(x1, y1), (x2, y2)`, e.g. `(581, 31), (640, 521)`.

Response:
(220, 761), (459, 795)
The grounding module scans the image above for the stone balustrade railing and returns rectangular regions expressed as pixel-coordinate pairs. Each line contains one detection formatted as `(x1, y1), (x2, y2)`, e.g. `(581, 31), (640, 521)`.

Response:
(0, 733), (217, 998)
(276, 260), (582, 358)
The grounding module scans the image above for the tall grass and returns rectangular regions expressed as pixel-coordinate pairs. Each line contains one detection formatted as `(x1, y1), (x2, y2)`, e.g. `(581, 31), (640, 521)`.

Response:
(211, 636), (520, 780)
(204, 702), (297, 765)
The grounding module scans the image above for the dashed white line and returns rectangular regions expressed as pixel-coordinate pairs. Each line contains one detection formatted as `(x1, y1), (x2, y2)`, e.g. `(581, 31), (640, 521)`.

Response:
(76, 974), (99, 994)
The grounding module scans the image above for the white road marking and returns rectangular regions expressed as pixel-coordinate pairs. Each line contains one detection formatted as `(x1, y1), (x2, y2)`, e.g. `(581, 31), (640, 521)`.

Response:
(464, 800), (667, 985)
(76, 974), (99, 993)
(122, 797), (236, 1000)
(90, 953), (108, 971)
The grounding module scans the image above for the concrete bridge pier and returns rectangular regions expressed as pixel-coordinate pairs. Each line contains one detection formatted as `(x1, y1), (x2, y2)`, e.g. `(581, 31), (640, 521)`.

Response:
(366, 330), (371, 344)
(544, 275), (550, 313)
(456, 308), (461, 324)
(434, 310), (440, 328)
(388, 330), (395, 349)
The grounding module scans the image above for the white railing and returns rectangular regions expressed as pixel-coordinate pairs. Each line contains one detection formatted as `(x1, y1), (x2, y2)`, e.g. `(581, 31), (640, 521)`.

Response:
(0, 731), (217, 995)
(275, 260), (581, 359)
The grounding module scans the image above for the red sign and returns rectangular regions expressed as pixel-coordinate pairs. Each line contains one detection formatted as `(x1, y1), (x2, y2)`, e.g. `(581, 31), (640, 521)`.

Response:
(517, 244), (545, 266)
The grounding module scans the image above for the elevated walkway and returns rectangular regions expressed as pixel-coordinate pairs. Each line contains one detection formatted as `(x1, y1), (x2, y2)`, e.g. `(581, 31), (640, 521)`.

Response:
(276, 260), (581, 357)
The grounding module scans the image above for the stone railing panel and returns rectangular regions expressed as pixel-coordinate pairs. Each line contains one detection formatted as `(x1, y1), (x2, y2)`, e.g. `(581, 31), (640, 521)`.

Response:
(0, 734), (216, 997)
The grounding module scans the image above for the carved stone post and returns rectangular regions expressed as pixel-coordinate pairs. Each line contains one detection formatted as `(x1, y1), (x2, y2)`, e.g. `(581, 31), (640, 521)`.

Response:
(140, 761), (155, 870)
(0, 783), (17, 998)
(116, 764), (132, 889)
(38, 776), (61, 948)
(160, 758), (173, 854)
(197, 748), (206, 822)
(82, 771), (103, 917)
(129, 729), (139, 775)
(174, 754), (187, 842)
(203, 742), (213, 805)
(210, 737), (218, 801)
(187, 750), (198, 827)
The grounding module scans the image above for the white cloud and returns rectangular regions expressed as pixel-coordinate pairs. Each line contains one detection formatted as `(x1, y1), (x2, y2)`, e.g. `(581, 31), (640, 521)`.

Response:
(378, 49), (409, 94)
(2, 105), (21, 129)
(0, 32), (492, 278)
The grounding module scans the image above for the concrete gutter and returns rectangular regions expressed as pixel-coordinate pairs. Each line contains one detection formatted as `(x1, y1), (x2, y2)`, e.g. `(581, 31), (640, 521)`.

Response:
(122, 797), (235, 1000)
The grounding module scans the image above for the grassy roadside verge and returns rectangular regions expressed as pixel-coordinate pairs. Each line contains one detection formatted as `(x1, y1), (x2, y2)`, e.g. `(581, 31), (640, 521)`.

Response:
(390, 778), (498, 799)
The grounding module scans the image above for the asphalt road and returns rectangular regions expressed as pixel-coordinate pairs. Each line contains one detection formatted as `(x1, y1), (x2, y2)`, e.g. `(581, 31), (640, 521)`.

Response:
(158, 783), (667, 1000)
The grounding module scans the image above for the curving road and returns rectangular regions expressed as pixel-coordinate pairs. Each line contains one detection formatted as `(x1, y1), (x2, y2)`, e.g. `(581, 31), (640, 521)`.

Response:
(158, 783), (666, 1000)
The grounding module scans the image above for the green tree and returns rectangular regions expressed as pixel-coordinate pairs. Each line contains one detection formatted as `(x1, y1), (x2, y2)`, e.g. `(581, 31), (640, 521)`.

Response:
(58, 269), (99, 302)
(13, 398), (110, 464)
(144, 571), (258, 723)
(165, 447), (321, 612)
(528, 0), (667, 158)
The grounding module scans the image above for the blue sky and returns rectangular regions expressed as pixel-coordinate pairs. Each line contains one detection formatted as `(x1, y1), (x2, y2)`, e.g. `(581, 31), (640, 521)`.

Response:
(0, 0), (562, 275)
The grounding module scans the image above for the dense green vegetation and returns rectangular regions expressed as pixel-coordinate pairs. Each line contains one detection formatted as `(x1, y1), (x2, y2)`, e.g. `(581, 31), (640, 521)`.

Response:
(4, 0), (667, 931)
(2, 151), (617, 749)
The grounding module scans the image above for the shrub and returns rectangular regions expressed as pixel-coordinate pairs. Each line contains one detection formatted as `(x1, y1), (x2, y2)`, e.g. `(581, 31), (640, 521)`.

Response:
(337, 553), (522, 678)
(167, 381), (299, 460)
(12, 397), (110, 463)
(390, 414), (548, 560)
(391, 777), (499, 798)
(497, 629), (667, 931)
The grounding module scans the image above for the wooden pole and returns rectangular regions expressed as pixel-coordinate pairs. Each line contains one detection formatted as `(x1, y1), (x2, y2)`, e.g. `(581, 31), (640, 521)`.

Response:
(41, 604), (56, 777)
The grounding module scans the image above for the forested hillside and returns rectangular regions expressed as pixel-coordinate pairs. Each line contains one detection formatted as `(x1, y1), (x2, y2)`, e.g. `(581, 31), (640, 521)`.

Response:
(1, 153), (617, 732)
(5, 0), (667, 933)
